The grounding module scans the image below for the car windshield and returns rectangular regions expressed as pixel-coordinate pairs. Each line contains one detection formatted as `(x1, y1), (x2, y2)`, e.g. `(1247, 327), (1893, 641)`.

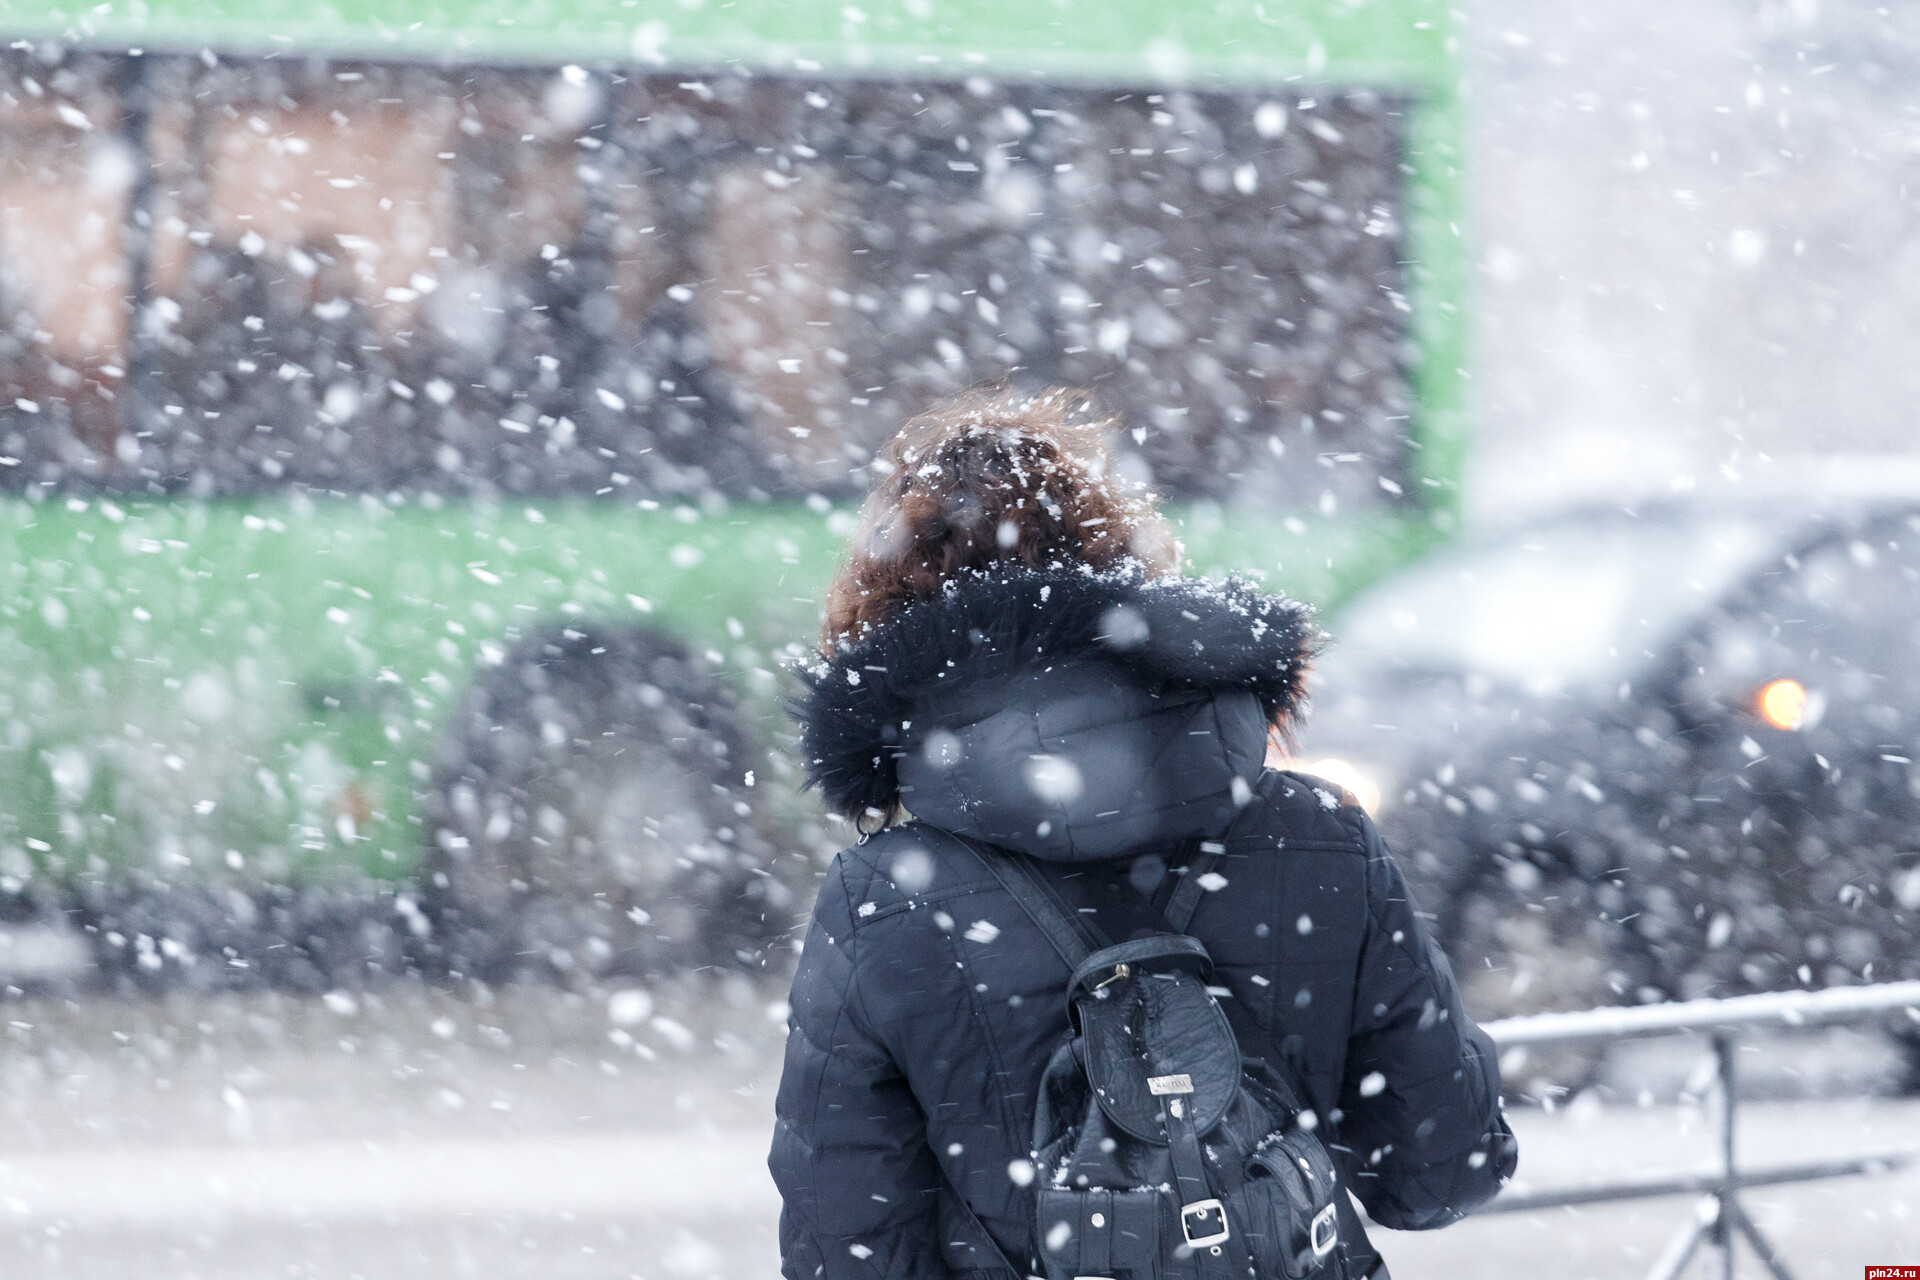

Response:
(1330, 512), (1781, 693)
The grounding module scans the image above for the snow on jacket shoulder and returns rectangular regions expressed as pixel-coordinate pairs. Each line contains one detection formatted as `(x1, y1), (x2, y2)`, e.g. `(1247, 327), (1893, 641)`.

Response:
(771, 565), (1517, 1280)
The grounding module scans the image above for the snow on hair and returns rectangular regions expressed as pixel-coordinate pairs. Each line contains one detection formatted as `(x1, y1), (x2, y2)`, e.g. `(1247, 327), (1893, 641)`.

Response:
(821, 387), (1179, 650)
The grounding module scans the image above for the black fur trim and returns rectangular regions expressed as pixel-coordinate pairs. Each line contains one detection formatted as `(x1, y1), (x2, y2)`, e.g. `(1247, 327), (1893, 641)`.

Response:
(792, 565), (1320, 820)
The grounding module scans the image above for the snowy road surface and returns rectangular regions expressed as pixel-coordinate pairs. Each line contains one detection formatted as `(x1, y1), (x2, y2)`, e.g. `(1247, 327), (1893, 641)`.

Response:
(0, 986), (1914, 1277)
(0, 1129), (782, 1224)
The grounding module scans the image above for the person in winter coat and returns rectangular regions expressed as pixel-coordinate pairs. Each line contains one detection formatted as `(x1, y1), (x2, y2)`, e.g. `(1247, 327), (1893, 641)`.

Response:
(771, 389), (1517, 1280)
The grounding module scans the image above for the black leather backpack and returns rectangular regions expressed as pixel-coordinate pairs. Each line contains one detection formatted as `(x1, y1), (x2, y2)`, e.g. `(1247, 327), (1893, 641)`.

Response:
(949, 834), (1366, 1280)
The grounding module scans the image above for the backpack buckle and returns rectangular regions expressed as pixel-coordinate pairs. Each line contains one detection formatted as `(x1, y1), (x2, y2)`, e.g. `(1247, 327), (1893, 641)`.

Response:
(1179, 1198), (1230, 1248)
(1311, 1202), (1339, 1257)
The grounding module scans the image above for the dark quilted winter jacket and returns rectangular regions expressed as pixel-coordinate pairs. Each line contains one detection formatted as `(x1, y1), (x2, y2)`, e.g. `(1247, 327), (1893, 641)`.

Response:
(772, 566), (1516, 1279)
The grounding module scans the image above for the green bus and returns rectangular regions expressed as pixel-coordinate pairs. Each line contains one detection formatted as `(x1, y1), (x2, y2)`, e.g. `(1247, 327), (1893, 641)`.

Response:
(0, 0), (1464, 986)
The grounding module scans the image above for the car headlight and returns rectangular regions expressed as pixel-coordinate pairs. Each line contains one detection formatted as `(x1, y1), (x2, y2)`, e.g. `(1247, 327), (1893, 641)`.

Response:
(1287, 756), (1384, 814)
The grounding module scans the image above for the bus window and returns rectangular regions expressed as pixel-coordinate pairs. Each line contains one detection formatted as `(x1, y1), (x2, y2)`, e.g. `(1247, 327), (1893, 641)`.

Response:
(138, 62), (654, 496)
(656, 79), (1047, 496)
(822, 81), (1046, 464)
(150, 66), (455, 336)
(697, 160), (853, 488)
(139, 62), (458, 491)
(1039, 90), (1411, 506)
(0, 53), (131, 483)
(648, 79), (1411, 505)
(0, 59), (1417, 504)
(421, 68), (661, 497)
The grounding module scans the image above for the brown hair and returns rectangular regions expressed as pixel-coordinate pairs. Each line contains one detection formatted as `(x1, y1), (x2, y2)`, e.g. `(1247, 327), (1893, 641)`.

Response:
(822, 387), (1180, 649)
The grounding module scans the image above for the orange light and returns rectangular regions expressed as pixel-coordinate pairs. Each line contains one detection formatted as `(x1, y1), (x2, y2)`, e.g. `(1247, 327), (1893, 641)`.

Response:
(1757, 678), (1806, 731)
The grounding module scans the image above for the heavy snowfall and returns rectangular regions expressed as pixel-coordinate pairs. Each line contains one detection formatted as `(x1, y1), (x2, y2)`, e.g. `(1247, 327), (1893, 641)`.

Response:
(0, 0), (1915, 1276)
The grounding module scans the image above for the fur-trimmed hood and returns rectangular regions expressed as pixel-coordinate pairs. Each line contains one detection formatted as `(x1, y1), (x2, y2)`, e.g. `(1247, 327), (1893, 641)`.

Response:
(794, 565), (1318, 861)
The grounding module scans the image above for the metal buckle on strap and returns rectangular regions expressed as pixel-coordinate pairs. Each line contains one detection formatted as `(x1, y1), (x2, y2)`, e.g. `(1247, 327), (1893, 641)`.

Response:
(1179, 1198), (1230, 1248)
(1310, 1202), (1339, 1257)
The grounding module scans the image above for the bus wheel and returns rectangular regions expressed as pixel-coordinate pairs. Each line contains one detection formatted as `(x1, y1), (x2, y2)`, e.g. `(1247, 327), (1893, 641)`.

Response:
(424, 624), (780, 982)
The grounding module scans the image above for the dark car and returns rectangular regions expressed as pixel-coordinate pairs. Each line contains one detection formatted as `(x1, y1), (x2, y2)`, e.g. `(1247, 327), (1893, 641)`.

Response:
(1293, 500), (1920, 1045)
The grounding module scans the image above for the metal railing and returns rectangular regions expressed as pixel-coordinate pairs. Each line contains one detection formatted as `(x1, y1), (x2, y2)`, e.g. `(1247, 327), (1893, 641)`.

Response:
(1478, 980), (1920, 1280)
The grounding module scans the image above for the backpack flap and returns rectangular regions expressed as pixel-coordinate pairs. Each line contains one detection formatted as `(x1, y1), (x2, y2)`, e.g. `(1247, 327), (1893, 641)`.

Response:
(1067, 935), (1213, 1005)
(1070, 939), (1240, 1145)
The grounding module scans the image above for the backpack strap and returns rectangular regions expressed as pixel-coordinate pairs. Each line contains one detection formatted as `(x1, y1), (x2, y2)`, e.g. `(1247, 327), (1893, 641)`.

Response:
(932, 828), (1095, 971)
(1162, 848), (1222, 934)
(930, 824), (1225, 967)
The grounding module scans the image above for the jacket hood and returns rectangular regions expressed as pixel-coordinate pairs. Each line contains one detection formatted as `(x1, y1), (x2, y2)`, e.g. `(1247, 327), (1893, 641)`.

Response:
(794, 564), (1319, 861)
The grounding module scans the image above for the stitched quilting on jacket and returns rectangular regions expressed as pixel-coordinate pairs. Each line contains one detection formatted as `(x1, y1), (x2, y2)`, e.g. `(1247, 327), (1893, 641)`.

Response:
(772, 564), (1518, 1279)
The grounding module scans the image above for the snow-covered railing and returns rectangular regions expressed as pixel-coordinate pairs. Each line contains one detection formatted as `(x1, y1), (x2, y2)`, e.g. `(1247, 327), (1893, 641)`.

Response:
(1473, 980), (1920, 1280)
(1485, 979), (1920, 1047)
